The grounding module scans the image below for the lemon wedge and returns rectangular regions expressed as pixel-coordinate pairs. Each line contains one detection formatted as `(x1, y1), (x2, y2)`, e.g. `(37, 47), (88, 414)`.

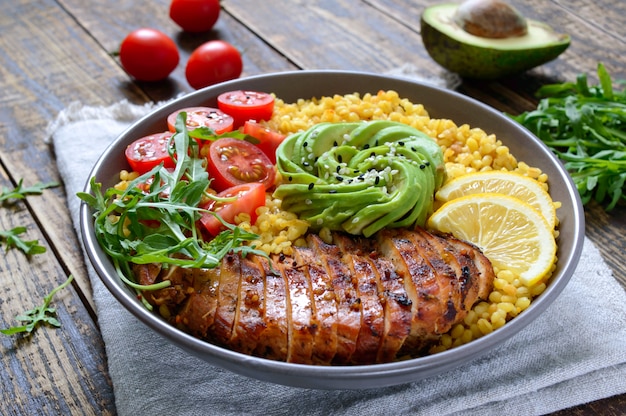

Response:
(428, 193), (557, 286)
(435, 171), (557, 229)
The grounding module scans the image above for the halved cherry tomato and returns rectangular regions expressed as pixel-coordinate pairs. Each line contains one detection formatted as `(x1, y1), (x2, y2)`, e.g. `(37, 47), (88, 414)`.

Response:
(125, 131), (175, 174)
(207, 137), (276, 192)
(199, 182), (266, 236)
(217, 90), (275, 128)
(167, 107), (234, 135)
(242, 121), (286, 164)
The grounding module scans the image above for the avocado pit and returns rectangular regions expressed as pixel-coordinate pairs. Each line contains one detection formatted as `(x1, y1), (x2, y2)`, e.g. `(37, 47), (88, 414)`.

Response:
(454, 0), (528, 39)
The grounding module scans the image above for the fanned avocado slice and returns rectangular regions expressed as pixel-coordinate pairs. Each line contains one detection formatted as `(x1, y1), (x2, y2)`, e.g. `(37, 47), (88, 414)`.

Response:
(421, 1), (570, 79)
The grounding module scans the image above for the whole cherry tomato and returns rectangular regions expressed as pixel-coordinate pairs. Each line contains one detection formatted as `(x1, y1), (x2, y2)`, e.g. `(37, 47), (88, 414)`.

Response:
(217, 90), (275, 128)
(119, 28), (179, 82)
(169, 0), (220, 33)
(185, 40), (243, 89)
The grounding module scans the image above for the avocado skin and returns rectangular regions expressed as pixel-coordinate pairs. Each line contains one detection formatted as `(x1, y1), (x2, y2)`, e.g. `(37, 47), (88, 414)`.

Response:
(420, 13), (570, 79)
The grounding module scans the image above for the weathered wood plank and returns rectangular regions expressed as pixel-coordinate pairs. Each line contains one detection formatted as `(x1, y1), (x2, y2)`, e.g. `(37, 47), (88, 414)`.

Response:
(0, 168), (114, 416)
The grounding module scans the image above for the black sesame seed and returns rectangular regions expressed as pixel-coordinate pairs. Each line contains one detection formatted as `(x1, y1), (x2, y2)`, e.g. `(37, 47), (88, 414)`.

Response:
(288, 176), (293, 181)
(336, 165), (341, 173)
(338, 155), (343, 163)
(333, 141), (338, 147)
(375, 176), (380, 185)
(336, 176), (344, 182)
(420, 164), (426, 169)
(425, 161), (431, 166)
(303, 141), (308, 147)
(308, 183), (314, 190)
(363, 144), (370, 149)
(411, 147), (417, 152)
(398, 141), (405, 146)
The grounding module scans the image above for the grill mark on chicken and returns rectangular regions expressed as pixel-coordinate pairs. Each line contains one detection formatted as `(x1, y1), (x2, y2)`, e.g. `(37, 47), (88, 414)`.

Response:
(135, 227), (494, 365)
(174, 267), (220, 338)
(253, 256), (288, 361)
(292, 246), (338, 365)
(333, 234), (385, 365)
(376, 229), (440, 353)
(274, 253), (315, 364)
(229, 257), (266, 355)
(212, 253), (241, 346)
(307, 234), (361, 364)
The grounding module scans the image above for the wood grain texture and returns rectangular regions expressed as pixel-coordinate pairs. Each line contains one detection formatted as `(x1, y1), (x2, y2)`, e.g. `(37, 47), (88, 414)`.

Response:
(0, 0), (624, 413)
(0, 167), (114, 416)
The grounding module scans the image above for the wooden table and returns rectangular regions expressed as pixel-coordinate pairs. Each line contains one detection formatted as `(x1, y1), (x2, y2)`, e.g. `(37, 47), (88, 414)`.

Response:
(1, 0), (624, 414)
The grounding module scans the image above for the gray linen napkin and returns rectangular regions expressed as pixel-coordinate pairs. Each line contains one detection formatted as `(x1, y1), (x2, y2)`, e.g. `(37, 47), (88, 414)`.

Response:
(48, 96), (626, 416)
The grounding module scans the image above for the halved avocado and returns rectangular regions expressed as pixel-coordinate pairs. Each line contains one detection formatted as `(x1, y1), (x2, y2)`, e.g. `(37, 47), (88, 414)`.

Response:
(421, 2), (571, 79)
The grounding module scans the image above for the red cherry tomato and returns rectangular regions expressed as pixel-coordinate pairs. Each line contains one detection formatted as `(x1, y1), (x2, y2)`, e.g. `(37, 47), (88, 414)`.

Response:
(185, 40), (243, 90)
(119, 28), (179, 82)
(199, 182), (266, 236)
(167, 107), (234, 135)
(217, 90), (275, 128)
(207, 137), (276, 192)
(242, 121), (286, 164)
(169, 0), (220, 33)
(125, 131), (176, 174)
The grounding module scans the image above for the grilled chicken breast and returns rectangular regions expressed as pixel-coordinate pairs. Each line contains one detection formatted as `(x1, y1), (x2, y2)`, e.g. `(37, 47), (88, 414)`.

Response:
(134, 227), (494, 365)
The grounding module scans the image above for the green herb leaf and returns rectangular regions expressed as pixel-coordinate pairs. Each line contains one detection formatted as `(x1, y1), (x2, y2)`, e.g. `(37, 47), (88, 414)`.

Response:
(0, 226), (47, 255)
(0, 179), (59, 203)
(1, 275), (74, 336)
(510, 62), (626, 210)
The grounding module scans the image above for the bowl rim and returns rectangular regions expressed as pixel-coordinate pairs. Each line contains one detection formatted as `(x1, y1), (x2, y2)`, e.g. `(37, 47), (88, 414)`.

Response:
(79, 69), (585, 389)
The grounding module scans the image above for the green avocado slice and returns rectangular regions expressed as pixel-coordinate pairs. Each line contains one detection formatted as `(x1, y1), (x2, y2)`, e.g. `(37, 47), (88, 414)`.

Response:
(273, 120), (446, 237)
(421, 3), (570, 79)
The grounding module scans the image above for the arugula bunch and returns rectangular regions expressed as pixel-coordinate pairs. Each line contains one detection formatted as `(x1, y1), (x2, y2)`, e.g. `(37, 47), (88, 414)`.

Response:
(78, 113), (264, 307)
(511, 63), (626, 210)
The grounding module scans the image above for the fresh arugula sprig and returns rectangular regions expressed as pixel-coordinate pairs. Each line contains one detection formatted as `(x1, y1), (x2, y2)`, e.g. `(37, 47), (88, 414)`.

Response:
(0, 226), (47, 255)
(0, 179), (57, 254)
(511, 62), (626, 210)
(78, 112), (266, 306)
(1, 275), (74, 336)
(0, 179), (59, 203)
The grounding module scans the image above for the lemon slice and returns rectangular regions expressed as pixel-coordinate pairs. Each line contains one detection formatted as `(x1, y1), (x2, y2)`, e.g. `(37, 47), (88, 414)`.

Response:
(435, 171), (557, 229)
(428, 193), (557, 286)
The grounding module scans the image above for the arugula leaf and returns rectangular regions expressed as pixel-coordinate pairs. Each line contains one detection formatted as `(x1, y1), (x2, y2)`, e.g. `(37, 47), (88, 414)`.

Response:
(511, 62), (626, 210)
(78, 112), (264, 304)
(0, 226), (46, 255)
(0, 179), (59, 203)
(1, 275), (74, 336)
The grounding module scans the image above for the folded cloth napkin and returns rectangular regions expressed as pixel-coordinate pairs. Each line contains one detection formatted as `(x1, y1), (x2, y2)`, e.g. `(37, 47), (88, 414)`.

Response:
(48, 91), (626, 416)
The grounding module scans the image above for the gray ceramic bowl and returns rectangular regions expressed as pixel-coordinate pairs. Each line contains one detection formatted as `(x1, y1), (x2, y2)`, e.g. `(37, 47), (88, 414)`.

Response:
(80, 70), (584, 389)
